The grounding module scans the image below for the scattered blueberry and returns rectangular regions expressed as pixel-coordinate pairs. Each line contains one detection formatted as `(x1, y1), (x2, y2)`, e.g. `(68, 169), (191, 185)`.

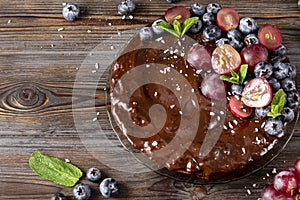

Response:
(274, 44), (287, 57)
(73, 183), (91, 200)
(206, 3), (222, 14)
(216, 38), (230, 46)
(264, 118), (283, 136)
(273, 62), (289, 80)
(268, 77), (281, 92)
(280, 107), (295, 123)
(244, 34), (259, 46)
(87, 167), (102, 182)
(99, 178), (118, 198)
(286, 63), (297, 79)
(286, 92), (300, 109)
(239, 17), (258, 35)
(254, 61), (273, 79)
(166, 0), (180, 3)
(191, 3), (206, 16)
(139, 27), (154, 41)
(62, 3), (80, 21)
(51, 192), (68, 200)
(281, 78), (296, 92)
(203, 25), (221, 41)
(152, 19), (166, 35)
(118, 0), (136, 16)
(202, 12), (215, 25)
(230, 84), (243, 96)
(188, 19), (203, 34)
(255, 106), (271, 118)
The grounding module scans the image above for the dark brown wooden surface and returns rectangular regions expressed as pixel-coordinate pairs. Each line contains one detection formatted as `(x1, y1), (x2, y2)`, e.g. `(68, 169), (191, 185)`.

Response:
(0, 0), (299, 199)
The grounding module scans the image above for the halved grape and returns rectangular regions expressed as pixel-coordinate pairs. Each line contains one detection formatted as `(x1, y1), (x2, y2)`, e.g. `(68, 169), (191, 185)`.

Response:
(229, 96), (253, 118)
(200, 73), (226, 100)
(216, 7), (240, 31)
(258, 24), (282, 50)
(187, 44), (212, 70)
(241, 77), (272, 108)
(165, 6), (191, 24)
(211, 44), (241, 75)
(240, 44), (268, 72)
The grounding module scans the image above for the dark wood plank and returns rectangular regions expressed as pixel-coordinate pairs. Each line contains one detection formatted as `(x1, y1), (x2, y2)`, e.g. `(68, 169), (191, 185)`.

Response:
(0, 0), (299, 199)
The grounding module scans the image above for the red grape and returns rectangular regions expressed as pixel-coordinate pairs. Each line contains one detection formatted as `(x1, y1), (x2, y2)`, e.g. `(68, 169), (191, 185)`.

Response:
(201, 73), (226, 100)
(164, 6), (191, 25)
(187, 44), (212, 70)
(258, 24), (282, 50)
(261, 185), (295, 200)
(241, 77), (272, 108)
(216, 7), (240, 31)
(211, 44), (241, 75)
(240, 44), (268, 72)
(294, 157), (300, 180)
(228, 96), (253, 118)
(273, 169), (298, 196)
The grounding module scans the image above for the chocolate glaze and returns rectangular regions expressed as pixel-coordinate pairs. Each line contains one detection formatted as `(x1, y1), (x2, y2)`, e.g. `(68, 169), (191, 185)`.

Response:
(110, 31), (280, 182)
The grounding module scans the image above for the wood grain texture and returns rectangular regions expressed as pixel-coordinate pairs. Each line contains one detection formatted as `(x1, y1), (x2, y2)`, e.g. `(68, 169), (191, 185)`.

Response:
(0, 0), (299, 199)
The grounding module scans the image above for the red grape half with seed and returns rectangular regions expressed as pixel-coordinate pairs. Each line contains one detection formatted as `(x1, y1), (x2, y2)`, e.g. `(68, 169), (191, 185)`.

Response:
(228, 96), (253, 118)
(164, 6), (191, 24)
(216, 7), (240, 31)
(258, 24), (282, 50)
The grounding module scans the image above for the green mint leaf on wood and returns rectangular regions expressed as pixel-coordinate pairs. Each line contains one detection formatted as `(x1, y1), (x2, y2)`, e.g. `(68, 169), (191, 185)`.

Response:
(181, 17), (199, 37)
(29, 151), (83, 187)
(267, 89), (286, 118)
(156, 16), (199, 38)
(220, 64), (248, 85)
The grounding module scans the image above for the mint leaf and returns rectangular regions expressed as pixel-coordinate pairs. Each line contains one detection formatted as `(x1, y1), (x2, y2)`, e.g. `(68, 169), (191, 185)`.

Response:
(156, 21), (180, 37)
(181, 16), (199, 37)
(267, 89), (286, 118)
(173, 19), (182, 35)
(220, 64), (249, 85)
(29, 151), (83, 187)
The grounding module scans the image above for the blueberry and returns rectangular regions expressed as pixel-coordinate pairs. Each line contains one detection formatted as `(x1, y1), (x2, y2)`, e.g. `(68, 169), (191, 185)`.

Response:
(62, 3), (80, 21)
(264, 118), (283, 136)
(230, 84), (243, 96)
(281, 78), (296, 92)
(152, 19), (166, 35)
(273, 62), (289, 80)
(280, 107), (295, 123)
(51, 193), (68, 200)
(255, 106), (271, 118)
(229, 39), (244, 51)
(188, 19), (203, 34)
(254, 61), (273, 79)
(87, 167), (102, 182)
(73, 183), (91, 200)
(274, 44), (287, 57)
(298, 0), (300, 9)
(286, 63), (297, 79)
(268, 77), (281, 92)
(166, 0), (180, 2)
(203, 25), (221, 41)
(227, 29), (243, 42)
(216, 38), (230, 47)
(191, 3), (206, 16)
(286, 92), (300, 109)
(202, 12), (215, 25)
(206, 3), (222, 14)
(139, 27), (154, 41)
(118, 0), (136, 16)
(244, 34), (259, 46)
(239, 17), (258, 35)
(99, 178), (118, 198)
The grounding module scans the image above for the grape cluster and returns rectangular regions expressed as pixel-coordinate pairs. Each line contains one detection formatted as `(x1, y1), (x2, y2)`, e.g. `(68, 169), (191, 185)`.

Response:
(261, 157), (300, 200)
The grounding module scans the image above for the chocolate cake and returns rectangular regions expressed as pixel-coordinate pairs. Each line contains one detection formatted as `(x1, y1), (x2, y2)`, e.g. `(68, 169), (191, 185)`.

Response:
(109, 4), (299, 182)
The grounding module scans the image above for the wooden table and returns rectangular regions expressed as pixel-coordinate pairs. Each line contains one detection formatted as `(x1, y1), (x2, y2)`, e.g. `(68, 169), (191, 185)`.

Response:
(0, 0), (299, 199)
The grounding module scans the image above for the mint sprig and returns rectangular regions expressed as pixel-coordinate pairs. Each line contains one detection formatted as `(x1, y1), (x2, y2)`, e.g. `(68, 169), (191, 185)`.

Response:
(220, 64), (248, 85)
(156, 17), (199, 38)
(29, 151), (83, 187)
(267, 89), (286, 118)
